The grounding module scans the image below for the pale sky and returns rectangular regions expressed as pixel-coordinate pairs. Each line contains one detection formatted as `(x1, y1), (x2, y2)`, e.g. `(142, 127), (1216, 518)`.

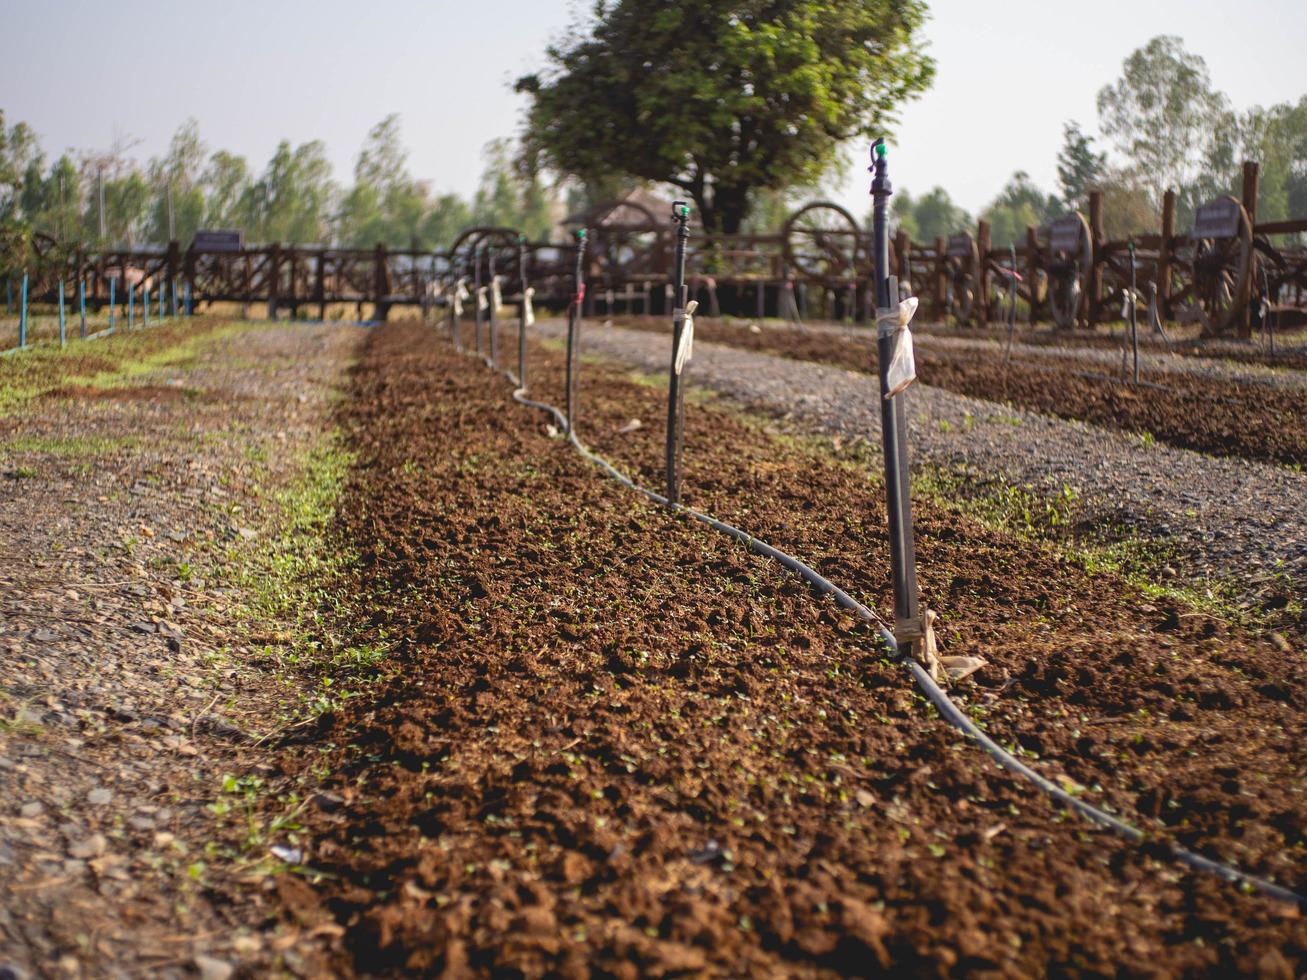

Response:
(2, 0), (1305, 220)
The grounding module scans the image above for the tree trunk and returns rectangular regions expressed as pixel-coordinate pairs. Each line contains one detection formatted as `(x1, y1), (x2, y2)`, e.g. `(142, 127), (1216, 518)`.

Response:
(692, 184), (750, 235)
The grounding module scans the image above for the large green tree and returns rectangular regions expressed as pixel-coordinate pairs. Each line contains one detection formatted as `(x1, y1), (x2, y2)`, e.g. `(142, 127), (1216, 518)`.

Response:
(516, 0), (934, 234)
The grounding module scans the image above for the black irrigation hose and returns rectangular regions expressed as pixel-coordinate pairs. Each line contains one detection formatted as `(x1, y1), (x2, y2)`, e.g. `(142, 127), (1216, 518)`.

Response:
(472, 339), (1307, 911)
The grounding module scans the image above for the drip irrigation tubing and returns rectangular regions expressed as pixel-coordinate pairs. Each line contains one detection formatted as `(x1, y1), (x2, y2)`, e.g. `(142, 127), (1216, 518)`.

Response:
(450, 324), (1306, 911)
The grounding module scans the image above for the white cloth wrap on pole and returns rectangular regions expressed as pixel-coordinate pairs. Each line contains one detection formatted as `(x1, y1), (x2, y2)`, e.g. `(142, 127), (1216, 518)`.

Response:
(491, 276), (503, 313)
(673, 299), (698, 376)
(476, 285), (488, 312)
(523, 286), (535, 327)
(454, 278), (469, 317)
(877, 295), (919, 400)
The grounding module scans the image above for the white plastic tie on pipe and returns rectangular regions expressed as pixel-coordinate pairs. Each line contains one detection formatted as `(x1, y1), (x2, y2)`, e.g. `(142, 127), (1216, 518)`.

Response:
(453, 278), (469, 317)
(673, 299), (699, 375)
(476, 285), (488, 312)
(877, 295), (919, 399)
(491, 276), (503, 313)
(524, 286), (535, 327)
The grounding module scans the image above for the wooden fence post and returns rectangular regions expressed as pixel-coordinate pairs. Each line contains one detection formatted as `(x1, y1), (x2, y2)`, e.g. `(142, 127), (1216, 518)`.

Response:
(1025, 226), (1039, 324)
(1087, 190), (1104, 328)
(933, 235), (946, 319)
(315, 251), (327, 320)
(267, 243), (281, 321)
(894, 228), (910, 287)
(166, 240), (181, 316)
(183, 241), (196, 312)
(373, 243), (390, 322)
(1239, 160), (1260, 338)
(1157, 189), (1176, 321)
(976, 219), (991, 326)
(288, 249), (299, 320)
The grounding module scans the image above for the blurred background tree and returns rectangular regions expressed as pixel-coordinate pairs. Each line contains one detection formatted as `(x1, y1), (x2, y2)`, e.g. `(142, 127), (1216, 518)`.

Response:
(516, 0), (934, 233)
(887, 187), (971, 242)
(1, 29), (1302, 257)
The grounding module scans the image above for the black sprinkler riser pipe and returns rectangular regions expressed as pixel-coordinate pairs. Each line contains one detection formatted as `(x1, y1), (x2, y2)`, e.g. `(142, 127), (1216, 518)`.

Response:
(870, 140), (921, 632)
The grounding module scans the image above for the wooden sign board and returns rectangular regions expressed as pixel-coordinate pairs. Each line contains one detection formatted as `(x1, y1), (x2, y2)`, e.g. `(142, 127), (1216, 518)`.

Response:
(1191, 198), (1240, 239)
(192, 229), (244, 252)
(1049, 216), (1084, 253)
(946, 234), (973, 258)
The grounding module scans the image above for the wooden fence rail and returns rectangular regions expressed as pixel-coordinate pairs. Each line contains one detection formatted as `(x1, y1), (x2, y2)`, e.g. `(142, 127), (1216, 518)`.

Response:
(10, 164), (1306, 333)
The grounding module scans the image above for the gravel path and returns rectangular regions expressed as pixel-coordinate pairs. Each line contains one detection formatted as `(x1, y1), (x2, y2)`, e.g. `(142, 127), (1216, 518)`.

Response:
(0, 321), (361, 978)
(538, 318), (1305, 617)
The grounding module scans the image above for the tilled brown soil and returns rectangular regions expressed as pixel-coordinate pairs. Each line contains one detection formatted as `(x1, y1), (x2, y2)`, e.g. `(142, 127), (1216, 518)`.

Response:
(609, 317), (1306, 467)
(271, 322), (1305, 976)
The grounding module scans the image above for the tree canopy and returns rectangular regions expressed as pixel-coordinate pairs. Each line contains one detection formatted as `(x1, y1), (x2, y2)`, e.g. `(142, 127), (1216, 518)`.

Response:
(516, 0), (934, 234)
(0, 113), (555, 254)
(1056, 122), (1105, 210)
(888, 187), (970, 243)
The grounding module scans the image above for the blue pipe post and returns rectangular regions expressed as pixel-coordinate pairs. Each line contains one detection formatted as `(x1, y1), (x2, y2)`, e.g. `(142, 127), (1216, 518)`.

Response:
(79, 278), (87, 339)
(128, 281), (135, 329)
(5, 278), (10, 314)
(109, 278), (117, 332)
(19, 274), (28, 347)
(184, 282), (192, 316)
(58, 279), (66, 346)
(144, 283), (150, 326)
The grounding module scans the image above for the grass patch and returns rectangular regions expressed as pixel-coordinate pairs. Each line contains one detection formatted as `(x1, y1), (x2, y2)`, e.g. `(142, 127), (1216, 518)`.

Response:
(219, 432), (388, 725)
(0, 433), (142, 459)
(0, 318), (255, 417)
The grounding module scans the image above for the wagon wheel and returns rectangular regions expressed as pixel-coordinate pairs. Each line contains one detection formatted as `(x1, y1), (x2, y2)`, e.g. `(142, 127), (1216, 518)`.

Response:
(1047, 214), (1092, 330)
(943, 234), (978, 324)
(588, 199), (662, 279)
(783, 202), (863, 285)
(1184, 197), (1253, 335)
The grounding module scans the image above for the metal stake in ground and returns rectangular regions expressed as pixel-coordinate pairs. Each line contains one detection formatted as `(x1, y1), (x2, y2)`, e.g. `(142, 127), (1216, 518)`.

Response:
(870, 139), (941, 678)
(473, 245), (484, 357)
(488, 247), (499, 368)
(665, 202), (693, 505)
(517, 235), (530, 390)
(1128, 241), (1140, 385)
(450, 272), (463, 354)
(566, 228), (588, 434)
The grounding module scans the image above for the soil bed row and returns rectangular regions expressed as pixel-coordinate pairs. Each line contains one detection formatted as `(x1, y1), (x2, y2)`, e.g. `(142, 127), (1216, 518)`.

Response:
(607, 316), (1306, 467)
(268, 321), (1305, 976)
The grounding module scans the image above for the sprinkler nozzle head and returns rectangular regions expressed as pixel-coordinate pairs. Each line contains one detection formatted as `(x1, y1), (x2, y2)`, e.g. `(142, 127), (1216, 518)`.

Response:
(577, 228), (587, 241)
(873, 139), (887, 159)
